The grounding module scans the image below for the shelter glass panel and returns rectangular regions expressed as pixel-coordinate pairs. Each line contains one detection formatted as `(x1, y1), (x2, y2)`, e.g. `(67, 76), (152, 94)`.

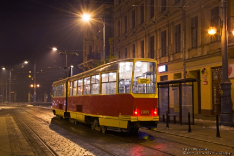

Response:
(118, 62), (133, 93)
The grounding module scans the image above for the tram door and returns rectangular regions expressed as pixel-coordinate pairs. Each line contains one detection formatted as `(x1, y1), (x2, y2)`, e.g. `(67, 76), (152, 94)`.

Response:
(212, 67), (222, 115)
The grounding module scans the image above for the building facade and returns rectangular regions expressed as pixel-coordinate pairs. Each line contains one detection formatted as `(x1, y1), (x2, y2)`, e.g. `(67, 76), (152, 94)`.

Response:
(79, 3), (114, 71)
(113, 0), (234, 115)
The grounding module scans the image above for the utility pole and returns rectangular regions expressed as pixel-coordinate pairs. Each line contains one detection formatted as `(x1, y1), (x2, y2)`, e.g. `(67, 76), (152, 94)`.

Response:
(220, 0), (233, 127)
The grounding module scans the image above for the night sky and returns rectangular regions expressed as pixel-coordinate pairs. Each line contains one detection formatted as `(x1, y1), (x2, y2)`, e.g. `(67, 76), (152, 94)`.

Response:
(0, 0), (94, 101)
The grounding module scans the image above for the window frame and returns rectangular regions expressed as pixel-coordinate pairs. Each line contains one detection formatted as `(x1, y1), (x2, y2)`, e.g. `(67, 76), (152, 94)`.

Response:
(101, 72), (117, 95)
(83, 76), (90, 95)
(90, 74), (100, 95)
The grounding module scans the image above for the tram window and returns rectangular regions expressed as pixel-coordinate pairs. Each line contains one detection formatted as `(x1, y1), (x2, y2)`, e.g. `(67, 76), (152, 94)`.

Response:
(70, 82), (72, 96)
(77, 79), (83, 95)
(101, 72), (116, 94)
(60, 84), (64, 96)
(132, 61), (156, 94)
(53, 86), (56, 97)
(73, 80), (77, 96)
(57, 85), (60, 97)
(118, 62), (133, 93)
(91, 75), (100, 94)
(83, 77), (90, 95)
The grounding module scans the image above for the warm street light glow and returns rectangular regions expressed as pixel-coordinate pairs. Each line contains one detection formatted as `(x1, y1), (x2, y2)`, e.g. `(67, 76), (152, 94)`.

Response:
(28, 75), (31, 78)
(82, 14), (91, 22)
(52, 47), (57, 51)
(208, 26), (217, 35)
(232, 29), (234, 36)
(37, 84), (40, 87)
(71, 65), (74, 68)
(30, 84), (33, 88)
(24, 61), (29, 64)
(2, 67), (5, 70)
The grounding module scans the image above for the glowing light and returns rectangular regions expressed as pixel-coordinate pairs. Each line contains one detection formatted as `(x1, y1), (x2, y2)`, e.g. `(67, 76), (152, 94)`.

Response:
(71, 65), (74, 68)
(82, 14), (91, 22)
(135, 61), (142, 67)
(232, 29), (234, 36)
(208, 26), (217, 35)
(30, 84), (33, 88)
(37, 84), (40, 87)
(28, 75), (31, 78)
(52, 47), (57, 51)
(2, 67), (5, 70)
(24, 61), (29, 64)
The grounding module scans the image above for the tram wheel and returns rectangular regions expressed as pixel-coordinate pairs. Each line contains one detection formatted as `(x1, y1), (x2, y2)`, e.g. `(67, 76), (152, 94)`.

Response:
(91, 119), (98, 130)
(101, 126), (107, 134)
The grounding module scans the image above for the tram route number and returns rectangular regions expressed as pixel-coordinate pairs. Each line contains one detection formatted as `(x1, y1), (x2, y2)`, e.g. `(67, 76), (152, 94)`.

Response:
(138, 78), (150, 84)
(141, 110), (150, 114)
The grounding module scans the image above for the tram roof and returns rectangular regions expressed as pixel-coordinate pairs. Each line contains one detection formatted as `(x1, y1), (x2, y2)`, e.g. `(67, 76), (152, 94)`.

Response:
(52, 58), (156, 86)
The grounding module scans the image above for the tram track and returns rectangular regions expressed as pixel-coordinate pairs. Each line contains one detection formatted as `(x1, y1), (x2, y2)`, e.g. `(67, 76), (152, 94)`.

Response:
(14, 113), (58, 156)
(19, 108), (119, 156)
(23, 107), (233, 155)
(23, 108), (175, 156)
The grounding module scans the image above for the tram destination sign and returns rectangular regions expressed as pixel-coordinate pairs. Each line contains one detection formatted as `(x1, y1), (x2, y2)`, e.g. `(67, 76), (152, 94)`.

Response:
(138, 78), (150, 84)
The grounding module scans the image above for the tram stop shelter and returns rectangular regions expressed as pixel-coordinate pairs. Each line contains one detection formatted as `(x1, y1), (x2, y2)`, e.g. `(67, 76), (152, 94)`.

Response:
(157, 78), (199, 124)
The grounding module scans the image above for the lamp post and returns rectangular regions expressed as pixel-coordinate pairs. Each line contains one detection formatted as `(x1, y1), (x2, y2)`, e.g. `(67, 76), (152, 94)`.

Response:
(1, 67), (12, 104)
(52, 47), (78, 77)
(24, 60), (36, 106)
(208, 0), (233, 127)
(82, 13), (106, 64)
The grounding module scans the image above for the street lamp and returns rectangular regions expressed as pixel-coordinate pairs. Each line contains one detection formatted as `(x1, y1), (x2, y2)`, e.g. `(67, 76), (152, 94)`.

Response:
(208, 0), (233, 127)
(52, 47), (78, 77)
(24, 60), (37, 106)
(1, 67), (12, 104)
(82, 13), (106, 64)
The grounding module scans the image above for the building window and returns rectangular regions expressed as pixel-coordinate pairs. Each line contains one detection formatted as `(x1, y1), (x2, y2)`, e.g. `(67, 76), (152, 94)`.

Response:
(118, 20), (120, 37)
(132, 10), (135, 29)
(77, 79), (83, 95)
(125, 48), (127, 58)
(132, 44), (135, 58)
(140, 5), (144, 24)
(160, 75), (168, 81)
(141, 40), (144, 58)
(191, 16), (198, 48)
(150, 0), (154, 19)
(211, 7), (219, 42)
(161, 0), (166, 12)
(84, 45), (86, 57)
(124, 16), (127, 33)
(174, 0), (180, 5)
(161, 30), (166, 57)
(175, 24), (181, 53)
(150, 36), (154, 59)
(89, 46), (92, 55)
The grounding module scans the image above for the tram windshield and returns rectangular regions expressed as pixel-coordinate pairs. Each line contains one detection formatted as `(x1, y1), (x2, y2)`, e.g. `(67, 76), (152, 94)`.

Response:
(132, 61), (156, 94)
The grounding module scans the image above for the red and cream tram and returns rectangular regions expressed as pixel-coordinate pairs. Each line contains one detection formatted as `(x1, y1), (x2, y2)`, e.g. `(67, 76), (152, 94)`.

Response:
(52, 58), (158, 133)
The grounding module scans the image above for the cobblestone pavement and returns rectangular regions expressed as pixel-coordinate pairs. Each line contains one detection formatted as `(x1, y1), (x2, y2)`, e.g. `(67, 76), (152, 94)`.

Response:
(0, 104), (233, 156)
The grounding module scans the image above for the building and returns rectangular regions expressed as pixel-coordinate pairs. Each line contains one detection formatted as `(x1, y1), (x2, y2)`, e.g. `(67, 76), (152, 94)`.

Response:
(113, 0), (234, 115)
(78, 2), (114, 71)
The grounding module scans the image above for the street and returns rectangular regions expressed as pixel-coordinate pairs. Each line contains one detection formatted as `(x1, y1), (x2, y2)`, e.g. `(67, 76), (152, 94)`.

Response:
(0, 104), (233, 156)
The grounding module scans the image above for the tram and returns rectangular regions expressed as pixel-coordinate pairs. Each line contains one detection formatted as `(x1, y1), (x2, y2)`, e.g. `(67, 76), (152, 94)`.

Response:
(52, 58), (158, 133)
